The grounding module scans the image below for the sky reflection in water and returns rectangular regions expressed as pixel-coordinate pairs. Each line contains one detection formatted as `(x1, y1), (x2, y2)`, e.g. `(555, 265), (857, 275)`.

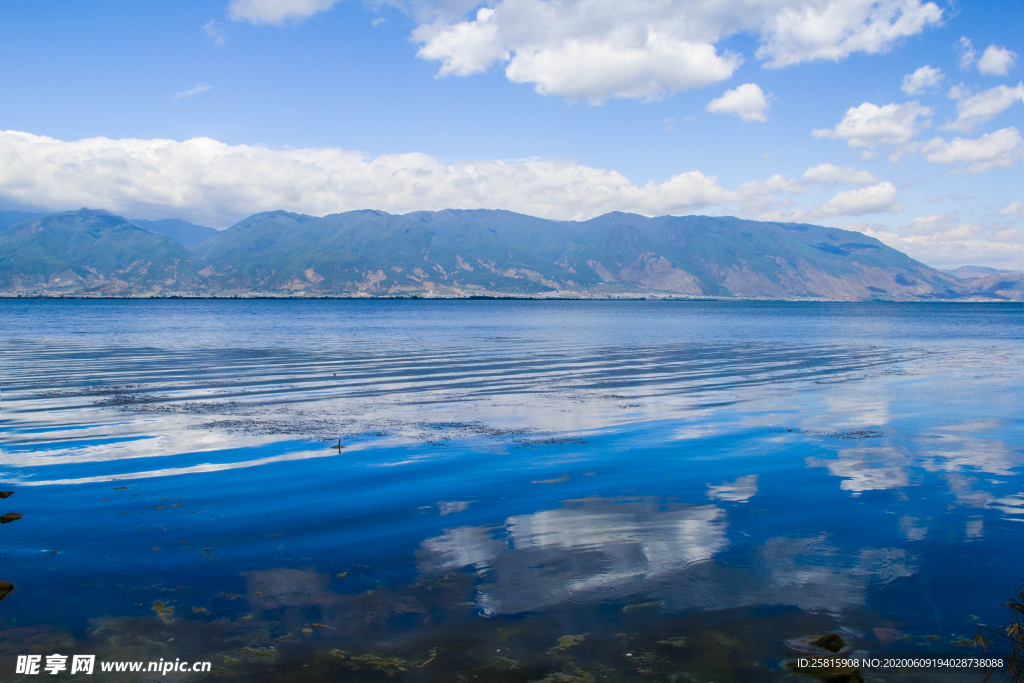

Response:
(0, 300), (1021, 681)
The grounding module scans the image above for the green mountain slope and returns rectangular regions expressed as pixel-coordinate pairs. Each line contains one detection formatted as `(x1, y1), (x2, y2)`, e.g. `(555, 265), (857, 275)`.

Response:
(193, 209), (974, 300)
(574, 213), (962, 299)
(1, 207), (1015, 300)
(194, 209), (578, 294)
(0, 209), (205, 294)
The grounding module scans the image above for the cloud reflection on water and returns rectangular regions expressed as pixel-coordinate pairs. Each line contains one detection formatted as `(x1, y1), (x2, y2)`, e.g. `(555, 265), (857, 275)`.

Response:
(420, 497), (728, 615)
(706, 474), (759, 502)
(806, 446), (911, 493)
(917, 420), (1021, 476)
(804, 416), (1022, 514)
(418, 496), (915, 617)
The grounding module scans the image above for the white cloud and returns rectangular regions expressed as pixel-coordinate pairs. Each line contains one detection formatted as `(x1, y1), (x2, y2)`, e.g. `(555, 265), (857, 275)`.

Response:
(173, 83), (213, 99)
(201, 20), (227, 46)
(414, 7), (509, 78)
(759, 180), (902, 221)
(706, 83), (770, 122)
(977, 45), (1017, 76)
(410, 0), (942, 103)
(503, 38), (738, 102)
(922, 127), (1024, 174)
(0, 129), (787, 228)
(997, 201), (1024, 219)
(818, 182), (903, 216)
(754, 0), (943, 69)
(943, 82), (1023, 132)
(901, 65), (943, 94)
(856, 212), (1024, 270)
(228, 0), (339, 25)
(803, 163), (879, 186)
(905, 214), (1024, 251)
(956, 36), (976, 69)
(887, 145), (914, 165)
(413, 5), (745, 103)
(813, 101), (931, 148)
(734, 174), (804, 217)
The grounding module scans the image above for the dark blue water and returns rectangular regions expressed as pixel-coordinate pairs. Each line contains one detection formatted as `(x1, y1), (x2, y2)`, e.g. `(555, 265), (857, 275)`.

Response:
(1, 300), (1021, 681)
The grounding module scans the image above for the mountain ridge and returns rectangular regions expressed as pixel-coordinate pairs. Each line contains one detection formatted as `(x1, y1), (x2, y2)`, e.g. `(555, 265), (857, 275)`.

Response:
(0, 209), (204, 294)
(129, 218), (218, 247)
(1, 208), (1020, 301)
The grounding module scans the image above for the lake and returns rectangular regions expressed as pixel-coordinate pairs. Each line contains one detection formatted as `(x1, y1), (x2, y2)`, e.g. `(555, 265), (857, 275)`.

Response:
(1, 299), (1021, 681)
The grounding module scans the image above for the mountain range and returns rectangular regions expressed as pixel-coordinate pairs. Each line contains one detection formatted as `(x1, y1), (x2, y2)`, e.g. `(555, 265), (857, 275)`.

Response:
(0, 207), (1020, 301)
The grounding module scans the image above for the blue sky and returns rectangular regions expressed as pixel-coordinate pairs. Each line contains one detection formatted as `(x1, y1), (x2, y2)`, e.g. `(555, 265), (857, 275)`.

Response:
(0, 0), (1021, 268)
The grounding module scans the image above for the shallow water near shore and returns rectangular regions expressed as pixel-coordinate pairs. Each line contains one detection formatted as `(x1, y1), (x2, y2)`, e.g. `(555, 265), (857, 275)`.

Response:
(1, 299), (1022, 681)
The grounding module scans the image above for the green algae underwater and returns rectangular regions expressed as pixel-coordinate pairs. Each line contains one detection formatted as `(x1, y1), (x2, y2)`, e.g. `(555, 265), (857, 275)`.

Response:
(1, 299), (1022, 682)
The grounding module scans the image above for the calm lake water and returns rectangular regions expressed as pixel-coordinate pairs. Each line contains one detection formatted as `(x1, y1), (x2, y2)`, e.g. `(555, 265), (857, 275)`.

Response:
(1, 300), (1022, 682)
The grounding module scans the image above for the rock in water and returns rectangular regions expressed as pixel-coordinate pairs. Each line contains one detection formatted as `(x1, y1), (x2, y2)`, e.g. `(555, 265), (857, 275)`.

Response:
(0, 492), (13, 499)
(813, 633), (847, 652)
(0, 581), (13, 601)
(0, 513), (23, 524)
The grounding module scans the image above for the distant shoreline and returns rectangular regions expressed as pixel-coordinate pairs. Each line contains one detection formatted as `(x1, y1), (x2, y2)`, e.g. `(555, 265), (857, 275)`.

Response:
(2, 294), (1019, 303)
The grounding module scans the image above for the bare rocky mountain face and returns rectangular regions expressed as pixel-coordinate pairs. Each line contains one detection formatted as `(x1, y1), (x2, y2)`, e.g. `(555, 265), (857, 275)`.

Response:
(2, 208), (1020, 301)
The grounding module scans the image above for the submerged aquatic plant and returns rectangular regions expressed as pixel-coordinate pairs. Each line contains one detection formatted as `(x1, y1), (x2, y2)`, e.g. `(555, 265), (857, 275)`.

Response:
(1009, 582), (1024, 683)
(548, 633), (588, 653)
(622, 600), (660, 613)
(977, 579), (1024, 683)
(656, 636), (687, 648)
(347, 653), (408, 674)
(152, 601), (174, 624)
(1002, 581), (1024, 683)
(531, 673), (595, 683)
